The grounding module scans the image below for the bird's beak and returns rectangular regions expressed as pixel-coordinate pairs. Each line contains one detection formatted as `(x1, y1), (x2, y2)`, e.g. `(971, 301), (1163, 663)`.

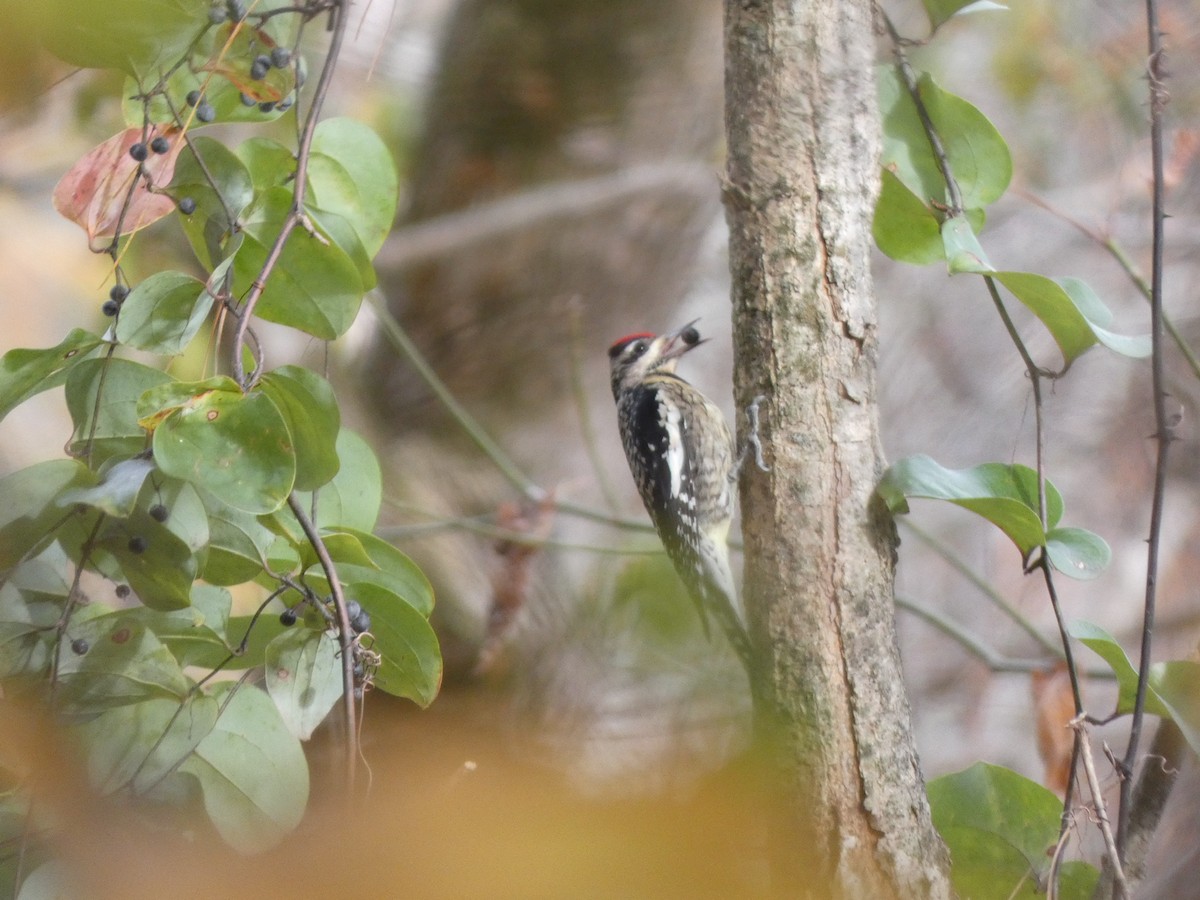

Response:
(658, 319), (706, 362)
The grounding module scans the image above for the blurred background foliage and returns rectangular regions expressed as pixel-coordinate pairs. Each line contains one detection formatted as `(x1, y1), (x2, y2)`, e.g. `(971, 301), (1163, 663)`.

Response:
(2, 0), (1200, 890)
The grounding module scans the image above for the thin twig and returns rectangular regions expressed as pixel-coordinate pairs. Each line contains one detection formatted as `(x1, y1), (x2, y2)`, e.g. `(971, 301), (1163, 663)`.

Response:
(896, 594), (1114, 679)
(380, 500), (669, 555)
(1119, 1), (1172, 861)
(49, 514), (106, 696)
(900, 518), (1063, 658)
(287, 493), (357, 792)
(880, 10), (964, 215)
(368, 294), (546, 501)
(566, 299), (623, 513)
(1072, 715), (1129, 898)
(232, 0), (349, 387)
(896, 594), (1063, 674)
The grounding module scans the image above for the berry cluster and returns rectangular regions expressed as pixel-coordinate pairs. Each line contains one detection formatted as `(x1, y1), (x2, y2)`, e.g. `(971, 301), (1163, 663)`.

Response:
(102, 283), (128, 317)
(185, 89), (216, 124)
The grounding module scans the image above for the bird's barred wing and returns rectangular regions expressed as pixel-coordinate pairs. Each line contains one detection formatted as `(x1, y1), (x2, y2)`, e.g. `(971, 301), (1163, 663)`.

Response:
(626, 381), (739, 635)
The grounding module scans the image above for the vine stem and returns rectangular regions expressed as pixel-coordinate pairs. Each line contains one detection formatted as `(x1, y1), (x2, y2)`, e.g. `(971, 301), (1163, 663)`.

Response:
(232, 0), (348, 388)
(882, 10), (1093, 868)
(1118, 0), (1171, 862)
(1073, 715), (1129, 899)
(287, 493), (357, 792)
(879, 10), (963, 215)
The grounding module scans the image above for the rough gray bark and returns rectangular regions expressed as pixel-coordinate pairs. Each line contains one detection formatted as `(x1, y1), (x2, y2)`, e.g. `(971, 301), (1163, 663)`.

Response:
(722, 1), (953, 896)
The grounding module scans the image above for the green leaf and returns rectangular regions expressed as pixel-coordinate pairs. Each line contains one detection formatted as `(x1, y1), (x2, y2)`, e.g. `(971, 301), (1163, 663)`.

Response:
(1057, 278), (1151, 359)
(929, 762), (1098, 899)
(992, 272), (1098, 365)
(180, 682), (309, 852)
(265, 628), (342, 739)
(0, 460), (96, 571)
(1072, 622), (1184, 715)
(305, 530), (434, 617)
(355, 583), (441, 705)
(1071, 624), (1200, 773)
(873, 168), (944, 265)
(169, 137), (255, 270)
(58, 457), (155, 519)
(58, 614), (191, 711)
(1071, 621), (1146, 714)
(236, 137), (296, 190)
(878, 455), (1062, 555)
(93, 509), (197, 610)
(1150, 661), (1200, 760)
(40, 0), (208, 77)
(233, 187), (365, 340)
(141, 376), (296, 514)
(309, 117), (399, 257)
(303, 429), (383, 532)
(879, 67), (1011, 216)
(258, 366), (341, 491)
(77, 694), (219, 795)
(66, 358), (171, 463)
(305, 206), (377, 291)
(924, 0), (1007, 31)
(1044, 527), (1110, 580)
(942, 215), (994, 274)
(0, 329), (104, 423)
(275, 429), (383, 543)
(198, 490), (282, 586)
(129, 584), (231, 667)
(115, 271), (213, 355)
(137, 476), (211, 557)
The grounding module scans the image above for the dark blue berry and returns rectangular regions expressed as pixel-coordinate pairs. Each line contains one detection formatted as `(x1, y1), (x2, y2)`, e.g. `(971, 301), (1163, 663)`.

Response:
(128, 142), (148, 162)
(109, 283), (129, 302)
(178, 197), (197, 215)
(150, 135), (170, 154)
(258, 101), (276, 113)
(276, 94), (294, 112)
(279, 608), (297, 627)
(226, 0), (245, 19)
(149, 504), (168, 522)
(250, 56), (270, 80)
(351, 608), (371, 634)
(71, 638), (89, 655)
(102, 299), (119, 316)
(195, 102), (216, 123)
(208, 4), (227, 23)
(185, 89), (201, 107)
(270, 47), (291, 68)
(115, 584), (131, 598)
(239, 92), (257, 107)
(127, 535), (147, 554)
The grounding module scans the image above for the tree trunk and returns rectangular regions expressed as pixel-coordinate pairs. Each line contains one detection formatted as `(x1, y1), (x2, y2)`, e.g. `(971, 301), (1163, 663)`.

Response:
(722, 1), (953, 897)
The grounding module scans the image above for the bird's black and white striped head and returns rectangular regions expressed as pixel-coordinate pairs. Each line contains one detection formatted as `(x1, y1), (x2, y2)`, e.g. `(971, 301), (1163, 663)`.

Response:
(607, 321), (704, 399)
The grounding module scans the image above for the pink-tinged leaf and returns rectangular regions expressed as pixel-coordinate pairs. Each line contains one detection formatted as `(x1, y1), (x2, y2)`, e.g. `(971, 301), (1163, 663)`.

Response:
(53, 126), (185, 242)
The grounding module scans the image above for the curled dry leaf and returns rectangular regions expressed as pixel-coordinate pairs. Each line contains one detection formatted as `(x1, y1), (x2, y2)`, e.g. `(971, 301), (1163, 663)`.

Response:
(53, 125), (184, 243)
(473, 494), (556, 678)
(1032, 662), (1079, 796)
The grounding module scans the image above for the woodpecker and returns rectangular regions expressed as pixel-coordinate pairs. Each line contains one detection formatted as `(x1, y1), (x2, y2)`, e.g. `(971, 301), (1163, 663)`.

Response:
(607, 322), (753, 671)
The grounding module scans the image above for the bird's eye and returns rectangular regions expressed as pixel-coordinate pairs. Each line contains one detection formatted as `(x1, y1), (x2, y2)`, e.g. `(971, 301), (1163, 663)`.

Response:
(633, 341), (647, 355)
